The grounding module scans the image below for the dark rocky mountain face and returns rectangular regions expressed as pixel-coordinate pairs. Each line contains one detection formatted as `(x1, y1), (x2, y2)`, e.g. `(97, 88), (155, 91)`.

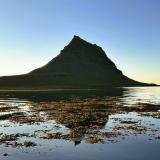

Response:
(30, 36), (119, 76)
(0, 36), (155, 89)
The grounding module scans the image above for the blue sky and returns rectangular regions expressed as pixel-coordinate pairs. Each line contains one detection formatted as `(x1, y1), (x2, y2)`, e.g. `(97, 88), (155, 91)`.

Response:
(0, 0), (160, 84)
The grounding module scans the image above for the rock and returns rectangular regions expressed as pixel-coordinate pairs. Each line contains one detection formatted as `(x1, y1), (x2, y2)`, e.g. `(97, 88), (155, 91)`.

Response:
(3, 153), (8, 156)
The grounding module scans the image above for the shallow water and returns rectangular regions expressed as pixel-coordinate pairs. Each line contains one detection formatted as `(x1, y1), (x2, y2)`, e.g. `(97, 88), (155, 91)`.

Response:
(0, 87), (160, 160)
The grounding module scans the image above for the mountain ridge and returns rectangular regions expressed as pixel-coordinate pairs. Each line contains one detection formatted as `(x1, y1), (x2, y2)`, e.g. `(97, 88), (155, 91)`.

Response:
(29, 35), (120, 76)
(0, 36), (156, 89)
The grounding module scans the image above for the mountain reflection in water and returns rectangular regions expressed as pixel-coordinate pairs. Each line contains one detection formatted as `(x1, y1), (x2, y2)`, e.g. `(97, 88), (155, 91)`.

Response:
(0, 87), (160, 159)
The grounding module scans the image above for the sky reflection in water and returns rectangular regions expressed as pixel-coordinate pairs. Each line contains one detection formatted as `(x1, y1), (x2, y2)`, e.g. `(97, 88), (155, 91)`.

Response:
(0, 87), (160, 160)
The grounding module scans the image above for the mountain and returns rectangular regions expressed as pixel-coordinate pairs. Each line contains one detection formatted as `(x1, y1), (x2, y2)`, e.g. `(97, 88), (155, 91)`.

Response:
(0, 36), (156, 89)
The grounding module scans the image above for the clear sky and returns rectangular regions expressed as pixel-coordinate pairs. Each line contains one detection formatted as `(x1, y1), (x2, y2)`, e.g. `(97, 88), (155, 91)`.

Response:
(0, 0), (160, 84)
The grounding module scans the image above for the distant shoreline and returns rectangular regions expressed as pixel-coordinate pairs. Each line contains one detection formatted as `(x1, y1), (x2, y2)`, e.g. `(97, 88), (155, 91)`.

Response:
(0, 86), (159, 92)
(0, 88), (98, 92)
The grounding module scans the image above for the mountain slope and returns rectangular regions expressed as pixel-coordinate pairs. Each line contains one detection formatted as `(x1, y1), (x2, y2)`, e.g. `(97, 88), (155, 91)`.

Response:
(0, 36), (156, 89)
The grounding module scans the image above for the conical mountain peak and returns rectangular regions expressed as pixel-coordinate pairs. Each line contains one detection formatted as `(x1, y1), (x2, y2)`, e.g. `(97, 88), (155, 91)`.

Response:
(0, 36), (153, 89)
(67, 35), (93, 48)
(29, 36), (121, 76)
(71, 35), (88, 43)
(72, 35), (82, 41)
(61, 36), (108, 59)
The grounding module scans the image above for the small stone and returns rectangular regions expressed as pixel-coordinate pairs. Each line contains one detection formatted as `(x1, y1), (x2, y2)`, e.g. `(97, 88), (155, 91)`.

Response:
(3, 153), (8, 156)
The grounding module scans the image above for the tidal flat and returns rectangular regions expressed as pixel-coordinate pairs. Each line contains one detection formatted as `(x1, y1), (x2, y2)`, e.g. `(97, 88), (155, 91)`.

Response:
(0, 87), (160, 160)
